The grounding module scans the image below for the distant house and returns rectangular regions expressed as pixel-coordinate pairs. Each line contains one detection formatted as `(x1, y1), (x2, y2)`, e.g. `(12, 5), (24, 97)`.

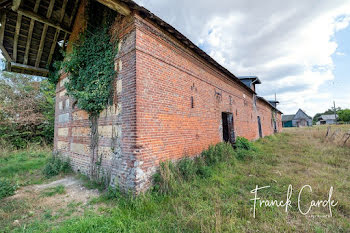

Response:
(282, 109), (312, 127)
(316, 114), (338, 125)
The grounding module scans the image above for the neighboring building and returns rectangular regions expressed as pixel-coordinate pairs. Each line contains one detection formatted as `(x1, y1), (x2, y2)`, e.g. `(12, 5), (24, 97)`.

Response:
(282, 115), (295, 127)
(282, 109), (312, 127)
(0, 0), (282, 193)
(316, 114), (338, 125)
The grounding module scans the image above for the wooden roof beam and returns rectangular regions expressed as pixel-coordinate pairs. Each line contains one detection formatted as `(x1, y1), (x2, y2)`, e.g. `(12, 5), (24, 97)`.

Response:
(61, 0), (79, 50)
(48, 0), (68, 64)
(13, 12), (22, 62)
(0, 44), (11, 62)
(0, 12), (6, 44)
(35, 0), (55, 68)
(0, 12), (12, 62)
(11, 0), (21, 11)
(24, 0), (40, 65)
(10, 62), (49, 74)
(96, 0), (131, 16)
(14, 8), (71, 34)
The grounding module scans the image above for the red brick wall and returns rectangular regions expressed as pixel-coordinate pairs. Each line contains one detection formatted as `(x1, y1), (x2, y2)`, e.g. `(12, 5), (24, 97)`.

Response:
(133, 15), (282, 191)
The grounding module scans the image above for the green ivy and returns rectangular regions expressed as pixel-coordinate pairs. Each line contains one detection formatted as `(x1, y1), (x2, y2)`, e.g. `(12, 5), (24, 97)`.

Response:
(62, 27), (118, 116)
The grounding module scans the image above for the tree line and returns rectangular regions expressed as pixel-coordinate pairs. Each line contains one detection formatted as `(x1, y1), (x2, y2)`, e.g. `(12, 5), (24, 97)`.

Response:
(0, 70), (55, 148)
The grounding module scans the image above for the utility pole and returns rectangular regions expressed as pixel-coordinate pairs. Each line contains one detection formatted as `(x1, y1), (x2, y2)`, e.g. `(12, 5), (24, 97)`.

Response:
(333, 101), (337, 124)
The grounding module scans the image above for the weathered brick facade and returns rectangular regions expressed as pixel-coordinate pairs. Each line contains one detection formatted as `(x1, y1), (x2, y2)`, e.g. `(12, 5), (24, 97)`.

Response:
(54, 1), (282, 193)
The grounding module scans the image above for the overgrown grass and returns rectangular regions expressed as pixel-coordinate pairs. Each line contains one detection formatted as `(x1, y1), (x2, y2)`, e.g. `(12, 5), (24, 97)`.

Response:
(6, 127), (350, 232)
(42, 154), (71, 178)
(0, 145), (51, 186)
(0, 144), (71, 201)
(77, 173), (108, 192)
(41, 185), (66, 197)
(153, 142), (238, 194)
(0, 178), (17, 199)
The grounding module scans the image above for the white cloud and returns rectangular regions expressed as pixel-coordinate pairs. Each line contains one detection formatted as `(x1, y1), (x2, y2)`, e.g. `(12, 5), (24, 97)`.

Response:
(336, 51), (346, 56)
(135, 0), (350, 115)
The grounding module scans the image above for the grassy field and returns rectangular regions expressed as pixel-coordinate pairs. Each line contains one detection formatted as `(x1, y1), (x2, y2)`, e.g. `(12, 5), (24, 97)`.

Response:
(0, 145), (52, 186)
(1, 126), (350, 232)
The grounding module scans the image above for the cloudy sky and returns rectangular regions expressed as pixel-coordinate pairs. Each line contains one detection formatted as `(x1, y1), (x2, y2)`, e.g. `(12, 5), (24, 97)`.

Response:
(135, 0), (350, 116)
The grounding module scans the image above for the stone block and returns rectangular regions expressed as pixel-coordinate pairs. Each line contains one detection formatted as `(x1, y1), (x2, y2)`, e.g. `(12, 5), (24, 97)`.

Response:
(72, 127), (90, 137)
(72, 110), (89, 121)
(57, 141), (69, 150)
(58, 127), (69, 137)
(71, 143), (90, 155)
(58, 113), (69, 123)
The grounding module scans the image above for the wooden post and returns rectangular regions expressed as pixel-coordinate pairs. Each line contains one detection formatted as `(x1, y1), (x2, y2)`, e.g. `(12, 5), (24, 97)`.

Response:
(343, 131), (350, 146)
(325, 126), (331, 138)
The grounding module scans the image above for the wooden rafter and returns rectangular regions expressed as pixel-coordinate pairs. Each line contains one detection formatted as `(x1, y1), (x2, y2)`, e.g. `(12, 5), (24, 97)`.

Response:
(23, 0), (40, 65)
(11, 0), (21, 11)
(0, 44), (11, 62)
(0, 12), (12, 62)
(61, 0), (79, 50)
(69, 0), (80, 26)
(13, 12), (21, 62)
(96, 0), (130, 16)
(15, 8), (71, 34)
(35, 0), (55, 67)
(0, 12), (6, 44)
(48, 0), (68, 64)
(10, 62), (49, 74)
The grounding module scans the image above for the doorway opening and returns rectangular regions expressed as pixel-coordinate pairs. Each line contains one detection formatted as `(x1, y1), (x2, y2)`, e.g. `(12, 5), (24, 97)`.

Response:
(257, 116), (262, 138)
(222, 112), (235, 144)
(273, 119), (277, 133)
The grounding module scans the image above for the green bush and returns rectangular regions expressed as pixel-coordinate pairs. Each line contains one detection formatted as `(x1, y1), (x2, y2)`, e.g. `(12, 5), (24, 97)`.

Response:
(105, 186), (122, 200)
(0, 178), (17, 199)
(235, 137), (258, 160)
(193, 156), (212, 178)
(202, 142), (236, 166)
(235, 137), (257, 151)
(42, 155), (71, 178)
(177, 157), (197, 181)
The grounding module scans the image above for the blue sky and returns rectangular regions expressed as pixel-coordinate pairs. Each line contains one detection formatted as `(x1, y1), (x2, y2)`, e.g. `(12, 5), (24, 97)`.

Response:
(321, 25), (350, 110)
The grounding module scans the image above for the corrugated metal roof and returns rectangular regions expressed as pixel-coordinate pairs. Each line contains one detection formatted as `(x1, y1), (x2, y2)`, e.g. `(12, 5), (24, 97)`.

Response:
(320, 114), (338, 120)
(282, 114), (295, 122)
(238, 76), (262, 84)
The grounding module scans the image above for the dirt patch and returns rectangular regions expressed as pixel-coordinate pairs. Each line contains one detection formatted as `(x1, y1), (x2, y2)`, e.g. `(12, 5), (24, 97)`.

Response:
(12, 176), (100, 203)
(4, 176), (101, 229)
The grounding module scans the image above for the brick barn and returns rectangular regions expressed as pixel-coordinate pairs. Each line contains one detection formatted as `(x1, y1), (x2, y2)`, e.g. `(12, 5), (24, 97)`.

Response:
(0, 0), (282, 192)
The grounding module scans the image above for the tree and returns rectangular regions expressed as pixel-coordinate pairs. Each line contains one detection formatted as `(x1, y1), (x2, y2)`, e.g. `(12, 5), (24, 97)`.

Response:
(0, 72), (55, 148)
(338, 109), (350, 122)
